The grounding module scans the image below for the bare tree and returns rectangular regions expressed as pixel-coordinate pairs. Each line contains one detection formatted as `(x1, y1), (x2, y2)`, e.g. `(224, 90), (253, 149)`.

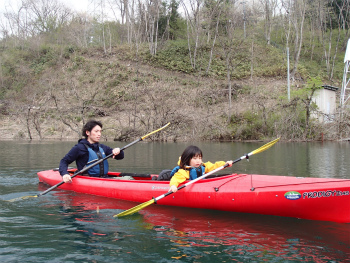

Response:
(65, 14), (92, 48)
(1, 1), (32, 46)
(218, 2), (245, 122)
(203, 0), (223, 74)
(260, 0), (278, 45)
(329, 0), (349, 80)
(146, 0), (160, 55)
(180, 0), (204, 70)
(1, 0), (73, 46)
(279, 0), (306, 81)
(290, 0), (306, 80)
(26, 0), (72, 34)
(108, 0), (127, 24)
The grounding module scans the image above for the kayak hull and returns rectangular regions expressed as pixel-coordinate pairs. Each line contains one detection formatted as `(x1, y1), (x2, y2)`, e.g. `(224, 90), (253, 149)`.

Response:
(37, 170), (350, 223)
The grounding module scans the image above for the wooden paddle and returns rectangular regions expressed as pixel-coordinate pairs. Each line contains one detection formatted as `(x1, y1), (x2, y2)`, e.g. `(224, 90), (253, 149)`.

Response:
(7, 122), (170, 202)
(114, 137), (280, 218)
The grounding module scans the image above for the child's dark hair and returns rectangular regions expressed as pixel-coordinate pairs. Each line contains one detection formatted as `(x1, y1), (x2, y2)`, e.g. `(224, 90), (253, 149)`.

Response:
(180, 145), (203, 169)
(82, 120), (103, 138)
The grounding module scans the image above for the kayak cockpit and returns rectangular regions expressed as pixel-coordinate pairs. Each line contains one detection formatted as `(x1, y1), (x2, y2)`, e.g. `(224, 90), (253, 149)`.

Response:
(62, 168), (231, 181)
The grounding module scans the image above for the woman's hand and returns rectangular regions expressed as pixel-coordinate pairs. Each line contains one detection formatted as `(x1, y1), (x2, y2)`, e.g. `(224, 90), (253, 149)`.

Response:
(169, 185), (178, 193)
(63, 174), (72, 183)
(112, 148), (121, 158)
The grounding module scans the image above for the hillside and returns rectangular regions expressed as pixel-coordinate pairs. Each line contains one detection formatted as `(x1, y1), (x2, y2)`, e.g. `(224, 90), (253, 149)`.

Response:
(1, 0), (350, 142)
(0, 43), (348, 142)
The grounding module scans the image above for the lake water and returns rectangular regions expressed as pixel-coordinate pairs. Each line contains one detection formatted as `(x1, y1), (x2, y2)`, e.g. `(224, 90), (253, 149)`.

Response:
(0, 140), (349, 262)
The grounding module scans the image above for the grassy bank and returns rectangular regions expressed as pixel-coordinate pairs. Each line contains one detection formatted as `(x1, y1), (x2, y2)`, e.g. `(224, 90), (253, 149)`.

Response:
(0, 40), (349, 142)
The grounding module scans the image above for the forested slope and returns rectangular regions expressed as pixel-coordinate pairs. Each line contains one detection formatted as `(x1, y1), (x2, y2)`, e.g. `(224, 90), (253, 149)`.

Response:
(1, 0), (349, 141)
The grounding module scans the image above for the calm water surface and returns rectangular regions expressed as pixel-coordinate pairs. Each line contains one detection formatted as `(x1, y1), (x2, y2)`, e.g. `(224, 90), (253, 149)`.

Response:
(0, 140), (349, 262)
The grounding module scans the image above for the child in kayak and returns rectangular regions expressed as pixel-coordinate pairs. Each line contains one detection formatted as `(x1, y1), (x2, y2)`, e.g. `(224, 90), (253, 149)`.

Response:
(168, 145), (233, 193)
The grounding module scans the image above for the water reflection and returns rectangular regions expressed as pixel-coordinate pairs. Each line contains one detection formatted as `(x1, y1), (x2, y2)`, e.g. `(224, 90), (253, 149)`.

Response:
(1, 140), (350, 262)
(143, 210), (350, 262)
(307, 142), (350, 178)
(49, 187), (350, 263)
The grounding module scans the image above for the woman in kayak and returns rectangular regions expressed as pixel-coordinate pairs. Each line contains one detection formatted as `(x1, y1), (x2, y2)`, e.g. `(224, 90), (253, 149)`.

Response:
(59, 120), (124, 183)
(168, 145), (233, 193)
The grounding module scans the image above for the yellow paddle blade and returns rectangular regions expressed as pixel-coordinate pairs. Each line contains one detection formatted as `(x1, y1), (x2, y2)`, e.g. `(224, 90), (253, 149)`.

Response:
(250, 138), (280, 155)
(141, 123), (170, 140)
(7, 195), (38, 202)
(114, 199), (155, 218)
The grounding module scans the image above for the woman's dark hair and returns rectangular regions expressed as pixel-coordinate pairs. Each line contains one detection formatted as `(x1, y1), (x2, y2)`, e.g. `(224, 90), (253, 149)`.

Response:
(180, 145), (203, 169)
(82, 120), (103, 138)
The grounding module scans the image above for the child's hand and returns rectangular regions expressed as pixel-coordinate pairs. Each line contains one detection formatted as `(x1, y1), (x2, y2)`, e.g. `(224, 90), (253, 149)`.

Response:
(169, 185), (178, 193)
(226, 160), (233, 167)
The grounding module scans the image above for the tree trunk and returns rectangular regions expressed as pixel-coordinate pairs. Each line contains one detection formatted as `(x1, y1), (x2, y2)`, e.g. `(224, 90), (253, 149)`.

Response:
(26, 107), (33, 140)
(290, 0), (306, 80)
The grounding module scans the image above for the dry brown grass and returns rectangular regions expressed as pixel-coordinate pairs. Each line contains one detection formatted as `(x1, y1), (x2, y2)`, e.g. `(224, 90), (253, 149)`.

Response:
(2, 46), (331, 142)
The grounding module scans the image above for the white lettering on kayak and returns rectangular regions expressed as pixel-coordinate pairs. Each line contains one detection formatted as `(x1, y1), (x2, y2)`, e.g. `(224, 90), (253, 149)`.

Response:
(302, 190), (350, 199)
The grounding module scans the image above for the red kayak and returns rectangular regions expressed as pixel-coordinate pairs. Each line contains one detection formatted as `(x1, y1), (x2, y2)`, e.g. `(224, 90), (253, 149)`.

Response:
(37, 169), (350, 223)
